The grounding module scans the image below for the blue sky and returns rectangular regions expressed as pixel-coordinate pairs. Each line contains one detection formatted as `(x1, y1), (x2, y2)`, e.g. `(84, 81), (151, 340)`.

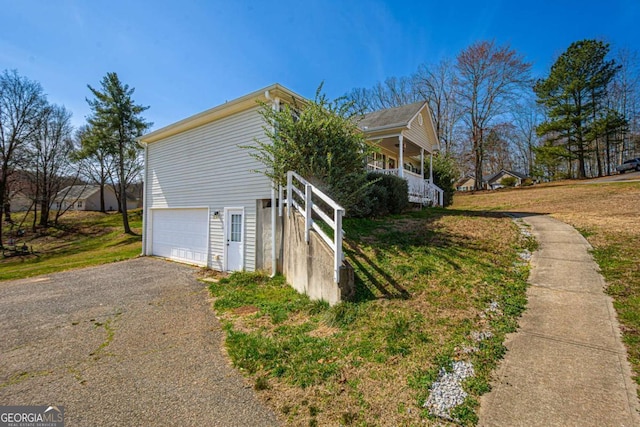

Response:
(2, 0), (638, 131)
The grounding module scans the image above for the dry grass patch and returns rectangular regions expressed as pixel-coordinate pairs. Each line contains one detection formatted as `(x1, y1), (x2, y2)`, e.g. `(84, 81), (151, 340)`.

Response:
(208, 209), (532, 425)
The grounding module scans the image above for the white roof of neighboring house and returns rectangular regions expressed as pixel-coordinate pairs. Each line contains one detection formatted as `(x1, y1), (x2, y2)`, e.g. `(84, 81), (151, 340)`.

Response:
(55, 185), (101, 201)
(55, 185), (137, 202)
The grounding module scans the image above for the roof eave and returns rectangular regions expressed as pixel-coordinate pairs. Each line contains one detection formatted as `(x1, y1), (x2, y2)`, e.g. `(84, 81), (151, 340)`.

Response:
(362, 123), (407, 136)
(138, 83), (305, 144)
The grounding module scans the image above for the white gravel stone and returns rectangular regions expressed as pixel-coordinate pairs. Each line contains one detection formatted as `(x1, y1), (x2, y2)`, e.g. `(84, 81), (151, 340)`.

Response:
(424, 361), (475, 420)
(462, 345), (479, 354)
(471, 330), (494, 342)
(518, 250), (532, 261)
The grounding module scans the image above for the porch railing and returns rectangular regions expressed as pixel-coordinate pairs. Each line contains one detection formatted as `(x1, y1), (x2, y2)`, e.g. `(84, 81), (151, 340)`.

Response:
(368, 167), (444, 206)
(286, 171), (345, 283)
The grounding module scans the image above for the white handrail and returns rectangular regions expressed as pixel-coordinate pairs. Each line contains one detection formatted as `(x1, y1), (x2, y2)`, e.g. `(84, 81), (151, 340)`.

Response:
(368, 168), (444, 206)
(287, 171), (345, 283)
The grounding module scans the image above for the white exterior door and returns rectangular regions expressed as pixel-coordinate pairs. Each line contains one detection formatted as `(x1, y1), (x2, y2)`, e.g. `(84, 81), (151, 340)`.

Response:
(225, 208), (244, 271)
(151, 208), (209, 266)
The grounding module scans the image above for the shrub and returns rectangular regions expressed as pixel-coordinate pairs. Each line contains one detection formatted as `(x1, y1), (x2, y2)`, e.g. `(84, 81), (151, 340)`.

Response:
(431, 153), (459, 207)
(246, 83), (374, 214)
(522, 178), (534, 186)
(500, 176), (518, 187)
(350, 172), (409, 217)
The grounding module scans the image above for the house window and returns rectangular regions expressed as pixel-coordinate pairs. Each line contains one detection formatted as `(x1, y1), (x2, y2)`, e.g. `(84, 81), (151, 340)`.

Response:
(367, 153), (387, 170)
(77, 201), (83, 208)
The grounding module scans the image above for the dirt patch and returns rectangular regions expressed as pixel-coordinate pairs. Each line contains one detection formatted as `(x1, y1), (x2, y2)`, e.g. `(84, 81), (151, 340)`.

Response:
(197, 268), (229, 281)
(233, 305), (260, 316)
(308, 324), (339, 338)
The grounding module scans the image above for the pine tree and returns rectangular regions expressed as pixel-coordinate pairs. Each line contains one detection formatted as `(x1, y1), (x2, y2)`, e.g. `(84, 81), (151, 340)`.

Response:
(86, 73), (151, 234)
(535, 40), (620, 179)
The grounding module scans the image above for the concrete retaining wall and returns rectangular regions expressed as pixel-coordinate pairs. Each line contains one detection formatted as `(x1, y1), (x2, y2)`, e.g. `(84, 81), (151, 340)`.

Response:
(256, 199), (282, 273)
(282, 211), (354, 305)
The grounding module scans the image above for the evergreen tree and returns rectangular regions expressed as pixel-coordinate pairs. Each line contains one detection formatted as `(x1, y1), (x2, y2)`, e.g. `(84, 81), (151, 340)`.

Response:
(430, 153), (458, 207)
(535, 40), (620, 178)
(86, 73), (150, 234)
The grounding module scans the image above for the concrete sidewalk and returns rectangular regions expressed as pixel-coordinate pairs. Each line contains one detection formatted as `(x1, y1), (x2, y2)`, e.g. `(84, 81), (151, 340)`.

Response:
(479, 214), (640, 427)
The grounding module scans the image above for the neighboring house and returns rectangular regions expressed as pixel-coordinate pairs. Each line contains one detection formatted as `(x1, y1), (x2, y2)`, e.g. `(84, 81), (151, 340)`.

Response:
(138, 83), (443, 274)
(486, 169), (530, 190)
(54, 185), (137, 211)
(5, 170), (36, 212)
(8, 190), (32, 212)
(456, 170), (531, 191)
(456, 175), (477, 192)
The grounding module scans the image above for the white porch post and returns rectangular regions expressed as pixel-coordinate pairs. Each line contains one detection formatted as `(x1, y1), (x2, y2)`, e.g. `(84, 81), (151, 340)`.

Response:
(420, 148), (424, 178)
(429, 152), (434, 183)
(398, 135), (404, 178)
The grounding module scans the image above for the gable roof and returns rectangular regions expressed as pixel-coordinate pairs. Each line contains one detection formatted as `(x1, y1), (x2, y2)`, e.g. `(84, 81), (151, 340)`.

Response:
(358, 101), (426, 133)
(455, 175), (476, 186)
(138, 83), (304, 144)
(55, 185), (101, 201)
(487, 169), (529, 183)
(55, 185), (137, 202)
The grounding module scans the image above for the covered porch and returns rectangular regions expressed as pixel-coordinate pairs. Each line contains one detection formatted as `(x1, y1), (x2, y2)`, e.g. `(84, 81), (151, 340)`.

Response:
(360, 101), (444, 206)
(365, 139), (443, 206)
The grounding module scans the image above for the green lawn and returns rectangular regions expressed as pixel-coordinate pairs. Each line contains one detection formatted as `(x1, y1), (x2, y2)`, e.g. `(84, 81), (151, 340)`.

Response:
(1, 210), (142, 281)
(207, 208), (533, 426)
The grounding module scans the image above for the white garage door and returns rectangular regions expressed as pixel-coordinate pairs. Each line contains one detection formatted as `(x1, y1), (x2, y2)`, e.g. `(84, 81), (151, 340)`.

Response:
(151, 208), (209, 266)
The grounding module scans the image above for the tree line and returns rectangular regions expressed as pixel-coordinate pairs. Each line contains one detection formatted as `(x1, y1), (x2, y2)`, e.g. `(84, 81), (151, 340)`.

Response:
(347, 39), (640, 188)
(0, 70), (150, 245)
(2, 37), (637, 247)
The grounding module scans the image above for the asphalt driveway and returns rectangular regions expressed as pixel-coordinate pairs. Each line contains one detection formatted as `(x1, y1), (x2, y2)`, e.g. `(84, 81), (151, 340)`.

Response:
(0, 258), (279, 426)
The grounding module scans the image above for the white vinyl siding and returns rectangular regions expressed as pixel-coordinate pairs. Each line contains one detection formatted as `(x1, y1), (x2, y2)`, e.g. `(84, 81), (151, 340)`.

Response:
(144, 106), (271, 271)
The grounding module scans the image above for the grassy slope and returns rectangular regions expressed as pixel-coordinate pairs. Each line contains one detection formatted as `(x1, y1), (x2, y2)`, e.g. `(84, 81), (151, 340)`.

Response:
(453, 181), (640, 394)
(1, 210), (142, 281)
(208, 208), (533, 426)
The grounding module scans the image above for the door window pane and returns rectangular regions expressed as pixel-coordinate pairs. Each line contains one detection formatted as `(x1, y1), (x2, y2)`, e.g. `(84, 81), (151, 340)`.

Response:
(230, 214), (242, 242)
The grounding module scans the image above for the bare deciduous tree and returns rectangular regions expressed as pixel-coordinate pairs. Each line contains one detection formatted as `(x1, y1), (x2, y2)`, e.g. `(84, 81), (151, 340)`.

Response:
(455, 40), (532, 189)
(610, 48), (640, 163)
(0, 70), (47, 244)
(28, 104), (76, 226)
(413, 59), (464, 154)
(512, 96), (544, 176)
(74, 124), (115, 213)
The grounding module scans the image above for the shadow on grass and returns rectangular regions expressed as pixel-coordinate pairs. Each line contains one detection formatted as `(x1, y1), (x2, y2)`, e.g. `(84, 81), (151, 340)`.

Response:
(345, 208), (546, 303)
(347, 243), (410, 300)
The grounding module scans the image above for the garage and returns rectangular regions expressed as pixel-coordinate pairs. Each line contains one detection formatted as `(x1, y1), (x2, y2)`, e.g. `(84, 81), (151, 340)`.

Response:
(150, 208), (209, 266)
